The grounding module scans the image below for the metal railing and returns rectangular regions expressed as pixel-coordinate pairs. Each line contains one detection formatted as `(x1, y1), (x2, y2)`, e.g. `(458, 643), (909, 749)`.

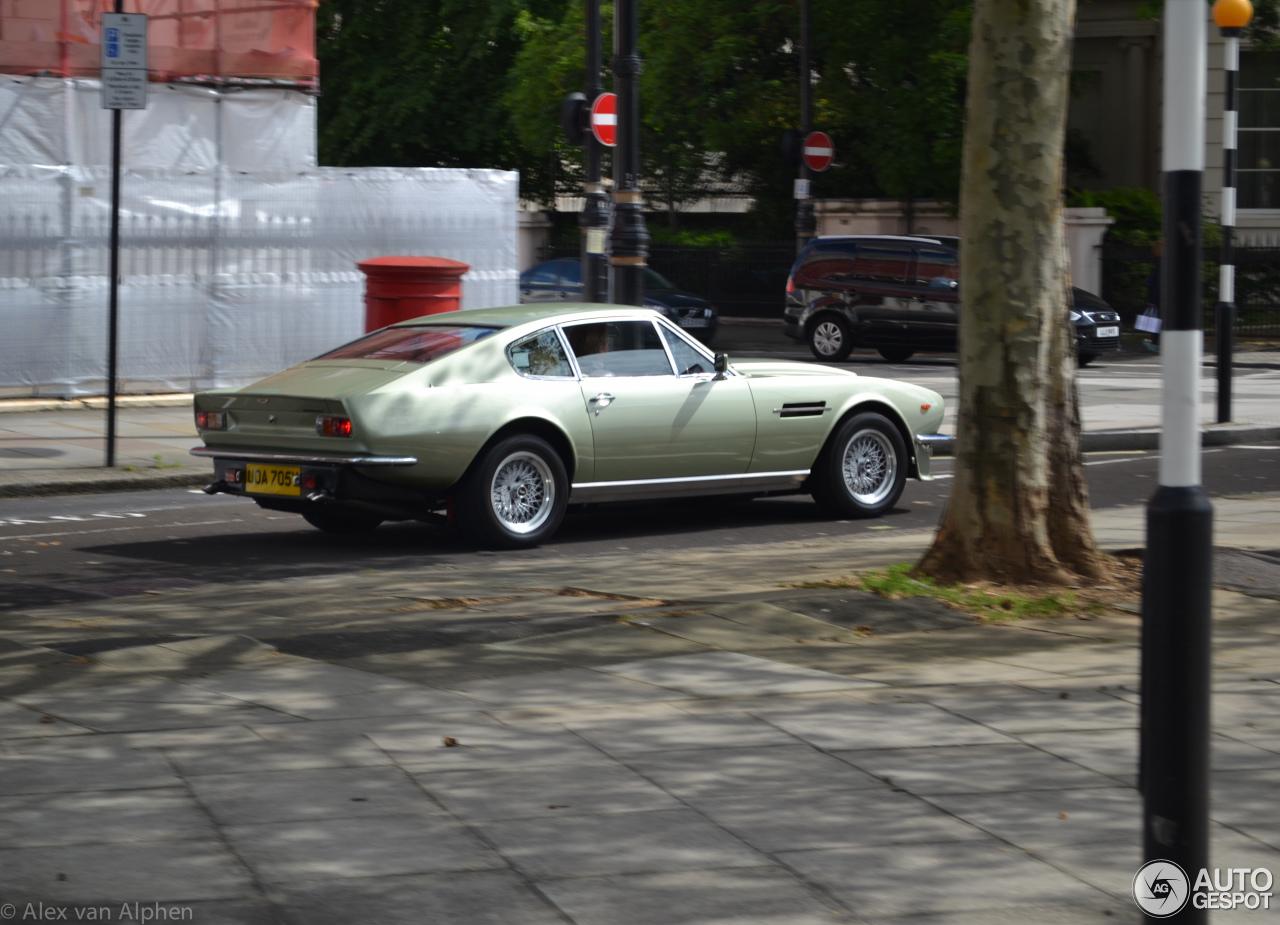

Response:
(543, 240), (797, 318)
(1101, 241), (1280, 338)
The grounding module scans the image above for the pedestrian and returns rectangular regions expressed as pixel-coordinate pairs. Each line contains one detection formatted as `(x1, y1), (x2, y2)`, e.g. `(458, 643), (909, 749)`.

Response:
(1142, 239), (1162, 354)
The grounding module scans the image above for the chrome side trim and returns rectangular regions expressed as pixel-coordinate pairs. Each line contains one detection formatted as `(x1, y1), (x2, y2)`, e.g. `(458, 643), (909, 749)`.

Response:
(190, 447), (418, 467)
(571, 469), (809, 503)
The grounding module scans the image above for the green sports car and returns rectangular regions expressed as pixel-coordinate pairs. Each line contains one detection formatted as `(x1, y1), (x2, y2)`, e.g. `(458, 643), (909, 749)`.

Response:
(192, 304), (952, 548)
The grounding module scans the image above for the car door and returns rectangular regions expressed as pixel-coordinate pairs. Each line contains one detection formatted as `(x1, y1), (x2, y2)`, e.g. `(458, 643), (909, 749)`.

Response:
(849, 240), (917, 343)
(519, 261), (561, 303)
(562, 318), (756, 481)
(909, 246), (961, 349)
(556, 259), (584, 302)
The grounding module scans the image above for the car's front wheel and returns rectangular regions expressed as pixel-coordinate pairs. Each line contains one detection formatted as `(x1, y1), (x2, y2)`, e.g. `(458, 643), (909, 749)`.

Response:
(456, 435), (568, 549)
(808, 314), (853, 362)
(810, 412), (908, 518)
(301, 505), (384, 535)
(1078, 351), (1098, 367)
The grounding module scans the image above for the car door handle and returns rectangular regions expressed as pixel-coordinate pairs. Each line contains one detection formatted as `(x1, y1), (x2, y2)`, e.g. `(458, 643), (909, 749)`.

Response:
(588, 392), (616, 414)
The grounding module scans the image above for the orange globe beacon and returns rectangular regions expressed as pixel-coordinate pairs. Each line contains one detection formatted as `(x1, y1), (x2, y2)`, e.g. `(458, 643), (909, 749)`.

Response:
(1213, 0), (1254, 29)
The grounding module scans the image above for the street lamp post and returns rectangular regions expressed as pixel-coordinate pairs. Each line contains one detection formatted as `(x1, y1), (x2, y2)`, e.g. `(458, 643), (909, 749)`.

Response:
(794, 0), (816, 255)
(581, 0), (609, 303)
(608, 0), (648, 306)
(1141, 1), (1213, 916)
(1214, 0), (1254, 423)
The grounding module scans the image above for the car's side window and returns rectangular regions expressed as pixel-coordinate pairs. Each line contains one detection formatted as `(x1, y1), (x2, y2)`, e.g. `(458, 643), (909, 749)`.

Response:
(659, 325), (714, 376)
(801, 242), (857, 285)
(558, 260), (582, 288)
(526, 264), (558, 285)
(853, 243), (914, 285)
(563, 320), (674, 378)
(508, 329), (575, 378)
(916, 248), (959, 291)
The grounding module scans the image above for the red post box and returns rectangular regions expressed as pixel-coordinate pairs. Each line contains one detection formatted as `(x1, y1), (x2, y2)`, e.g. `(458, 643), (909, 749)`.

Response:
(357, 256), (471, 332)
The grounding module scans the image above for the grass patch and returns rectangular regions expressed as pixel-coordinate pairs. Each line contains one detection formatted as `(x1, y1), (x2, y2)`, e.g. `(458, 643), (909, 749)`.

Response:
(151, 454), (184, 469)
(796, 563), (1108, 623)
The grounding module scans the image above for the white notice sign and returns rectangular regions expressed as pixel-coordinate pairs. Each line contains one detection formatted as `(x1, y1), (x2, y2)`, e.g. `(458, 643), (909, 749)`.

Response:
(101, 13), (148, 110)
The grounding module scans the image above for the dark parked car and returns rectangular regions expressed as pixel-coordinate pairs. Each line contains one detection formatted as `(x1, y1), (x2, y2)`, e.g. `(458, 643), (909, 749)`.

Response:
(782, 235), (1122, 366)
(519, 258), (717, 343)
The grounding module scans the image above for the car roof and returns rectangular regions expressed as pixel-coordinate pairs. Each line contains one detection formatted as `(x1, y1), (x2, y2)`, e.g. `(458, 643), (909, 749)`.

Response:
(812, 234), (948, 246)
(388, 303), (655, 329)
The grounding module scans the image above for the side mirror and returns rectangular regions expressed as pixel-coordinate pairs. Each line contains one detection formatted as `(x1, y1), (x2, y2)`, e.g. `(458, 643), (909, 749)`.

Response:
(713, 353), (729, 380)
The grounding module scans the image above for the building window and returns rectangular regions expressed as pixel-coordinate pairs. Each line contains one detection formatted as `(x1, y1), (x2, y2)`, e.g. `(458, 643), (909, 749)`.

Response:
(1239, 51), (1280, 209)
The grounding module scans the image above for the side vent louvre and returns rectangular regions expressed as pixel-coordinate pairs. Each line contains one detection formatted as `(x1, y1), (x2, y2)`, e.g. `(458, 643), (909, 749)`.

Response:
(774, 401), (829, 418)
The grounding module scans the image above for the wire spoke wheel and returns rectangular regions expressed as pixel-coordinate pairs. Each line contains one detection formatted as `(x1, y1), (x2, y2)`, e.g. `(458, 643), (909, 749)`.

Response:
(489, 451), (555, 534)
(840, 428), (898, 506)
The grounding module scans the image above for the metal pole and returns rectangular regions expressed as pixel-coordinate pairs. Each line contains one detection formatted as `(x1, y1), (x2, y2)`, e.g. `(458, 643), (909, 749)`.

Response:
(581, 0), (609, 303)
(105, 0), (123, 468)
(794, 0), (816, 255)
(608, 0), (648, 306)
(1141, 3), (1212, 919)
(1216, 29), (1242, 423)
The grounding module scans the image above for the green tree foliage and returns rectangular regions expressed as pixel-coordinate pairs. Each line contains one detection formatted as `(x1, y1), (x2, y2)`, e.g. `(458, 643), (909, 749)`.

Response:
(506, 0), (972, 235)
(316, 0), (564, 198)
(818, 0), (971, 202)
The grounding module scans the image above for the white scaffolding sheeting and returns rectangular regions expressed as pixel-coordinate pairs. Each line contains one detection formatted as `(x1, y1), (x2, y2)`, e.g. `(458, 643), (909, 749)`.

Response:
(0, 77), (317, 171)
(0, 165), (520, 397)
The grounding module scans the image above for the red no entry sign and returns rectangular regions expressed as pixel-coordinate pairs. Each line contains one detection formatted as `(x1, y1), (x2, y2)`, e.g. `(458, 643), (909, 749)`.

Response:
(803, 131), (834, 172)
(591, 93), (617, 147)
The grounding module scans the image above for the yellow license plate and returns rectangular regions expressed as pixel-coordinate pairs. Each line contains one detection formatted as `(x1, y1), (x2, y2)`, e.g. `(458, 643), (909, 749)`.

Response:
(245, 464), (301, 496)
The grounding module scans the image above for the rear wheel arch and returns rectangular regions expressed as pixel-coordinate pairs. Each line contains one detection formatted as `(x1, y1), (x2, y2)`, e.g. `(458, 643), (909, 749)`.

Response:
(463, 417), (578, 487)
(804, 304), (855, 335)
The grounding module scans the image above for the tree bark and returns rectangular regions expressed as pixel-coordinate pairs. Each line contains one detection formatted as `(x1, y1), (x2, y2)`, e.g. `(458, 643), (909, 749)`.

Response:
(918, 0), (1108, 585)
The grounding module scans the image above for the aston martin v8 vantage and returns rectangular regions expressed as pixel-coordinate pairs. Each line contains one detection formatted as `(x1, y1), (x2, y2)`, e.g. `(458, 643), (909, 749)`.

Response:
(193, 304), (952, 548)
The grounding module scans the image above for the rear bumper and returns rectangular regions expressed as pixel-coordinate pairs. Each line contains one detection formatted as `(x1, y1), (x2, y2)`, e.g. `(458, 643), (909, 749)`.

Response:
(189, 447), (417, 467)
(191, 446), (435, 516)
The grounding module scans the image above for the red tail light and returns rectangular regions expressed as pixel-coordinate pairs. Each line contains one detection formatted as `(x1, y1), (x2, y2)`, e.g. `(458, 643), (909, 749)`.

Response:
(196, 410), (228, 430)
(786, 274), (794, 294)
(316, 415), (353, 438)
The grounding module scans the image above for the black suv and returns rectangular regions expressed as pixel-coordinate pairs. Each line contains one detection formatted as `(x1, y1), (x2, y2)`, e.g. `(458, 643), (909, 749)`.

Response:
(782, 235), (1122, 365)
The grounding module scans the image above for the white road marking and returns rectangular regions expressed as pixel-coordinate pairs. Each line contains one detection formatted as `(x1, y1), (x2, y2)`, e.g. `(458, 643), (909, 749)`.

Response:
(0, 512), (146, 526)
(0, 519), (237, 542)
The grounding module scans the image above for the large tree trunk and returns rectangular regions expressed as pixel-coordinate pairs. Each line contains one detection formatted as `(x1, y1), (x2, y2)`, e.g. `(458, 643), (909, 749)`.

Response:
(918, 0), (1108, 585)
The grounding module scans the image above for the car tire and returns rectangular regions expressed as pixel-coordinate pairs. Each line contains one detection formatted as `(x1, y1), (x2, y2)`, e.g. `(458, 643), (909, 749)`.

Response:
(877, 347), (915, 363)
(810, 412), (908, 518)
(1078, 351), (1098, 367)
(301, 505), (384, 535)
(455, 434), (568, 549)
(808, 314), (854, 362)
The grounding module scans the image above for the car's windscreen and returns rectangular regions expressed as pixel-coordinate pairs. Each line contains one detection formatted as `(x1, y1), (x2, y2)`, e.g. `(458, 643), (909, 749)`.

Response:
(644, 268), (677, 291)
(317, 326), (502, 364)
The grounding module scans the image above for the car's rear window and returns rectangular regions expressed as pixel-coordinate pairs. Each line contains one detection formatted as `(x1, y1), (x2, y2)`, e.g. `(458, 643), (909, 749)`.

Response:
(317, 326), (502, 364)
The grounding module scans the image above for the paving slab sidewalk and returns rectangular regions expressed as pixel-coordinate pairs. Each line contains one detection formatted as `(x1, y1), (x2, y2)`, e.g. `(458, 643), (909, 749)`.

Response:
(1, 499), (1279, 923)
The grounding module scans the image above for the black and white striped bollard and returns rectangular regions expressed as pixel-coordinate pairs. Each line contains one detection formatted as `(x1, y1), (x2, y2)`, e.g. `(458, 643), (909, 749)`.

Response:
(1141, 0), (1214, 915)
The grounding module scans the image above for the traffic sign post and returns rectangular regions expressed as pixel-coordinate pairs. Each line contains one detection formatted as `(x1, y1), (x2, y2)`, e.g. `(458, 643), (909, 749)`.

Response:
(802, 131), (834, 172)
(591, 92), (617, 148)
(101, 13), (148, 110)
(100, 9), (148, 468)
